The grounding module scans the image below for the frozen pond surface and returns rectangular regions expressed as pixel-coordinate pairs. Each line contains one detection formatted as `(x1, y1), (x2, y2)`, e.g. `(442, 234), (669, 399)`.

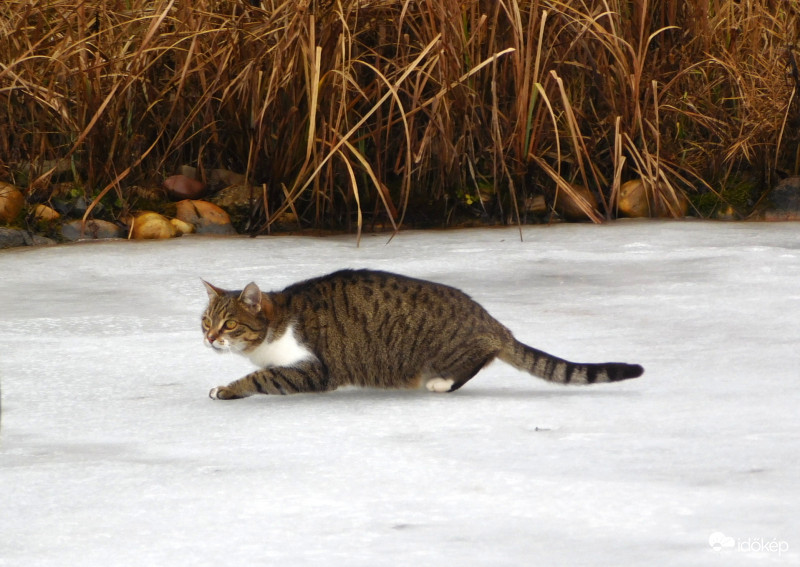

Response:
(1, 221), (798, 566)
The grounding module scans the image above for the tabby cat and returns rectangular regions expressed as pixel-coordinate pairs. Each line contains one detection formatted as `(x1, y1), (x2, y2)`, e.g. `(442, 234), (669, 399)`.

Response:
(201, 269), (643, 399)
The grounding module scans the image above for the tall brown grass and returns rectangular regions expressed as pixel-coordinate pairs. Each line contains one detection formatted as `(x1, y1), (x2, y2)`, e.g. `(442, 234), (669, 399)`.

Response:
(1, 0), (798, 234)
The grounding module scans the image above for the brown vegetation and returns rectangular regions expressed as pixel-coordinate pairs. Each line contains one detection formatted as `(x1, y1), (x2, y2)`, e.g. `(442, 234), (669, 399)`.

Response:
(1, 0), (798, 235)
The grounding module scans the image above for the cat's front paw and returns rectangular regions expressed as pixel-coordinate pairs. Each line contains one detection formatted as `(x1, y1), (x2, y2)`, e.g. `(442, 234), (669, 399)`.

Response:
(209, 386), (238, 400)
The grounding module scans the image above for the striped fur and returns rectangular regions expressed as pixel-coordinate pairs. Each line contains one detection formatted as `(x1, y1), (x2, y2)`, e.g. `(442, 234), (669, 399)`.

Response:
(201, 269), (643, 400)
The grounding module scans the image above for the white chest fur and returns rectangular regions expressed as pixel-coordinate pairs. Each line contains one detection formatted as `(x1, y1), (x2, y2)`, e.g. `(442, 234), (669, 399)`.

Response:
(242, 324), (316, 368)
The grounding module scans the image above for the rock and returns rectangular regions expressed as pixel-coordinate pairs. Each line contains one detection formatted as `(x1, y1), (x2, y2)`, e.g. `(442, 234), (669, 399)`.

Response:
(0, 227), (27, 248)
(0, 227), (54, 248)
(761, 176), (800, 221)
(209, 168), (247, 189)
(170, 217), (195, 235)
(209, 183), (255, 220)
(32, 204), (60, 222)
(163, 175), (206, 201)
(618, 180), (650, 217)
(131, 212), (178, 239)
(553, 184), (600, 221)
(175, 200), (236, 235)
(69, 196), (93, 216)
(0, 182), (25, 223)
(618, 179), (688, 218)
(61, 219), (125, 241)
(31, 234), (56, 246)
(50, 194), (108, 218)
(129, 185), (168, 203)
(524, 195), (547, 215)
(178, 165), (198, 179)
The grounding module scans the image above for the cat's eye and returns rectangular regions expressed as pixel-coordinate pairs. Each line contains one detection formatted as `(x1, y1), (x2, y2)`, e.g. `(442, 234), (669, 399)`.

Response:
(223, 320), (238, 330)
(201, 317), (211, 329)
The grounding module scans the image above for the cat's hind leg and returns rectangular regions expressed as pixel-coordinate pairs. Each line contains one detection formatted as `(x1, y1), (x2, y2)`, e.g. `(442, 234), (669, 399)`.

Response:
(425, 377), (456, 392)
(427, 341), (499, 393)
(209, 361), (329, 399)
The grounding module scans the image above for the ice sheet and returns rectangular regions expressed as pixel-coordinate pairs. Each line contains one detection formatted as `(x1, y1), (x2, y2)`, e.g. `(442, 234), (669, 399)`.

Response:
(1, 221), (798, 565)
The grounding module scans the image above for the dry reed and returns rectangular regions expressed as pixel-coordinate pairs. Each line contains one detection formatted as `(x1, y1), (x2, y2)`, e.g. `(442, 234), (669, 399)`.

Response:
(1, 0), (797, 232)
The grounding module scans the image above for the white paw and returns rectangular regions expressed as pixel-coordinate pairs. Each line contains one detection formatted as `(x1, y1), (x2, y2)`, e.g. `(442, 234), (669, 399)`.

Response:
(425, 378), (455, 393)
(209, 387), (221, 399)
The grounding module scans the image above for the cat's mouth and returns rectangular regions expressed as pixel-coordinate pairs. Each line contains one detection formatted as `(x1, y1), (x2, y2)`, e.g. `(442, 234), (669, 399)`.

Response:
(205, 338), (230, 353)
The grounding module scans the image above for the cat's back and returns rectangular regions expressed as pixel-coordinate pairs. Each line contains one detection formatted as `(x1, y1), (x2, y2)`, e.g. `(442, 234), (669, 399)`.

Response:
(284, 269), (482, 317)
(284, 268), (504, 344)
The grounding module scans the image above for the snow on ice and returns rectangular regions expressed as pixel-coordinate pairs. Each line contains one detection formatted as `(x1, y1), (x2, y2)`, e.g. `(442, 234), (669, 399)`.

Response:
(1, 221), (798, 566)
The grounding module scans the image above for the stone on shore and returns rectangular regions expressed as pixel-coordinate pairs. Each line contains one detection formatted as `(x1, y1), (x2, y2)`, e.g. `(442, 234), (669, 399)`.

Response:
(760, 176), (800, 221)
(163, 175), (207, 201)
(61, 219), (126, 241)
(33, 204), (61, 222)
(618, 179), (688, 218)
(0, 182), (25, 223)
(175, 200), (236, 235)
(131, 212), (178, 239)
(553, 184), (600, 221)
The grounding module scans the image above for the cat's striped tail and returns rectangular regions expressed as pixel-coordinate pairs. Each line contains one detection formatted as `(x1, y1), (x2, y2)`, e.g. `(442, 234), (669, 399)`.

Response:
(499, 339), (644, 384)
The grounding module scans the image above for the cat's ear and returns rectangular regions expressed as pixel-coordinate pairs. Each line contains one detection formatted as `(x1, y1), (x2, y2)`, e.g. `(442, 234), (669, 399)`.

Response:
(240, 282), (262, 313)
(240, 282), (274, 319)
(202, 280), (224, 300)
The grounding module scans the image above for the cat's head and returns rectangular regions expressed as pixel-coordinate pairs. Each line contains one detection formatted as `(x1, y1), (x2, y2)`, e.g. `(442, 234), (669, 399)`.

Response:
(201, 280), (271, 353)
